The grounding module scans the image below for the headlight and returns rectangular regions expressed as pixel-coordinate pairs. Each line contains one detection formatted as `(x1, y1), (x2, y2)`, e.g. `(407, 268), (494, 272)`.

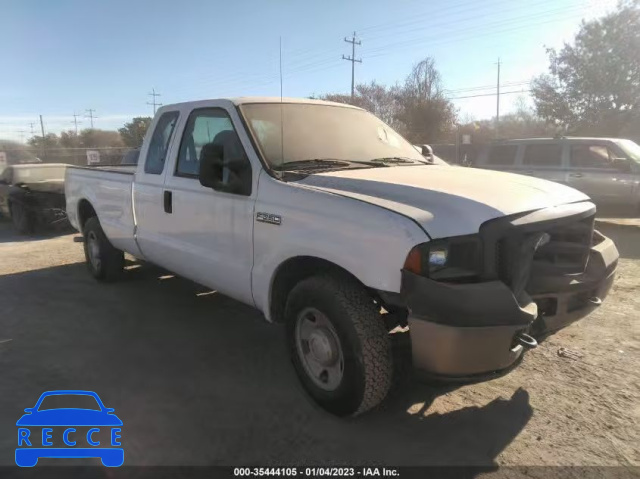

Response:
(404, 236), (482, 283)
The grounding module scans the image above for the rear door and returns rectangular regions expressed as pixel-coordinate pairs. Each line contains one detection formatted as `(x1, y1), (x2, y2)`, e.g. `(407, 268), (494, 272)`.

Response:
(133, 110), (181, 263)
(159, 104), (256, 305)
(567, 142), (635, 204)
(518, 142), (566, 184)
(477, 144), (519, 173)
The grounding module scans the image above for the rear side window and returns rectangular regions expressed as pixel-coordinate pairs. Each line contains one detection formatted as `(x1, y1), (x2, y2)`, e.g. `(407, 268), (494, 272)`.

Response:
(486, 145), (517, 165)
(570, 145), (615, 168)
(523, 144), (562, 166)
(144, 111), (179, 175)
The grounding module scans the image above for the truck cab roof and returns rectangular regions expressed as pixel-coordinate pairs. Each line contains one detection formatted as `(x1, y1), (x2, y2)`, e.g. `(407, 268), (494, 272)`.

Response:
(157, 97), (362, 113)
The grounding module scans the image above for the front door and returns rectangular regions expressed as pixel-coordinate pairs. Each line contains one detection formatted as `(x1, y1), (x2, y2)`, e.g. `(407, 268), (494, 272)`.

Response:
(160, 106), (256, 305)
(567, 143), (635, 204)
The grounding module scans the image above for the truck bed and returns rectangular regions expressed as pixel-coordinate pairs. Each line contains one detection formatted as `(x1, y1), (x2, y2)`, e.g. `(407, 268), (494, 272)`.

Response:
(65, 164), (140, 257)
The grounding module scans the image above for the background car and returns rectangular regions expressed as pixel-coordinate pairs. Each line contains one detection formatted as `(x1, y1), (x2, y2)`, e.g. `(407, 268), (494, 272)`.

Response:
(474, 137), (640, 210)
(0, 163), (68, 234)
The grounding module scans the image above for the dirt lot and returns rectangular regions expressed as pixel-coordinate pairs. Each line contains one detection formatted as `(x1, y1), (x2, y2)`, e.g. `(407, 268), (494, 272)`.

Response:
(0, 220), (638, 468)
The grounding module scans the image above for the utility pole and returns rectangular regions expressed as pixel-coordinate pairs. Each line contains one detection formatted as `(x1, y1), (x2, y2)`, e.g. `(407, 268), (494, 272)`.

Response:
(72, 112), (82, 134)
(342, 32), (362, 99)
(39, 115), (46, 160)
(17, 129), (26, 144)
(85, 109), (97, 129)
(495, 58), (501, 139)
(28, 122), (35, 136)
(147, 88), (162, 115)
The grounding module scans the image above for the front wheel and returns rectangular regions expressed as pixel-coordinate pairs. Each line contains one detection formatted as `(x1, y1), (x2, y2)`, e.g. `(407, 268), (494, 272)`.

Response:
(83, 216), (124, 282)
(285, 275), (393, 416)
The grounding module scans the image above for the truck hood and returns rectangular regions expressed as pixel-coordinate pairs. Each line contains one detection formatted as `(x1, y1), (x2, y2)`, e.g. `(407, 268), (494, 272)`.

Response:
(295, 165), (589, 238)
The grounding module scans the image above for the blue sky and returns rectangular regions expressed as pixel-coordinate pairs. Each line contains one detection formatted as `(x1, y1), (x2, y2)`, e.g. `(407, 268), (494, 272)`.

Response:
(0, 0), (615, 141)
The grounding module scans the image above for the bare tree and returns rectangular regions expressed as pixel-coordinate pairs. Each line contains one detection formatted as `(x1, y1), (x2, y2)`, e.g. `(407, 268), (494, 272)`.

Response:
(404, 58), (444, 101)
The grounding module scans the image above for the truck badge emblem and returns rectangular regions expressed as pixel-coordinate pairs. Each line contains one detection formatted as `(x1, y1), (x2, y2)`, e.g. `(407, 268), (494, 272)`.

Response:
(256, 212), (282, 226)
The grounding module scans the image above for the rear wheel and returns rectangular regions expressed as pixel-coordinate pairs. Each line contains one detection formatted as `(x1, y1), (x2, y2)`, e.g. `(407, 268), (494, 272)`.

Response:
(83, 216), (124, 282)
(285, 275), (393, 416)
(10, 201), (35, 235)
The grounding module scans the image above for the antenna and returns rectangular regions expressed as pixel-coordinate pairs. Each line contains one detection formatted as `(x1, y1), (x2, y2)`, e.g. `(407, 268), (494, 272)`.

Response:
(279, 36), (284, 175)
(279, 37), (283, 101)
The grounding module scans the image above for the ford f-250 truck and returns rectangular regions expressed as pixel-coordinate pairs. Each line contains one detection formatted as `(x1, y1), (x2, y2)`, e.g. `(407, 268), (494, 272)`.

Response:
(65, 98), (619, 416)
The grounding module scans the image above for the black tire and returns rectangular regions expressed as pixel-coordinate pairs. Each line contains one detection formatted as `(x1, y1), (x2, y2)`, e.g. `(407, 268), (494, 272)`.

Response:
(83, 216), (124, 282)
(10, 201), (35, 235)
(285, 275), (393, 417)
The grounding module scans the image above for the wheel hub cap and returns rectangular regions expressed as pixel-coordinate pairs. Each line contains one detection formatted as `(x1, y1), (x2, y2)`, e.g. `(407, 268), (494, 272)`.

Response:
(87, 232), (101, 270)
(294, 307), (344, 391)
(308, 328), (338, 366)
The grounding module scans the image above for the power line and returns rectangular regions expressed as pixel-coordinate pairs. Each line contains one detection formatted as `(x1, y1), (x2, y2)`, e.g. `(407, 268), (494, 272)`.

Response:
(361, 5), (584, 58)
(342, 32), (362, 99)
(85, 109), (97, 128)
(448, 89), (531, 100)
(445, 80), (530, 94)
(147, 88), (162, 115)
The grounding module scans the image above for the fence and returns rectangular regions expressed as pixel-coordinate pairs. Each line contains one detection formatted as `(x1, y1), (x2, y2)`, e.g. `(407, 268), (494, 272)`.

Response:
(0, 146), (132, 168)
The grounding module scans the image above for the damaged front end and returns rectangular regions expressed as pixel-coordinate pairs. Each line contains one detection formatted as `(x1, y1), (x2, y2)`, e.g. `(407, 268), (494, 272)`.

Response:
(400, 201), (618, 380)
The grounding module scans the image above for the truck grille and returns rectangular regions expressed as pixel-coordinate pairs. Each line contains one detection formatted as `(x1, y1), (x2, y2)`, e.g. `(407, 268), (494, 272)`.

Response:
(496, 214), (595, 295)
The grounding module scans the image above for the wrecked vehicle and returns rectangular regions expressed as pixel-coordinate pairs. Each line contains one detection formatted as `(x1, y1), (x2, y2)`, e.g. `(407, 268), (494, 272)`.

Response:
(0, 163), (68, 234)
(65, 98), (619, 416)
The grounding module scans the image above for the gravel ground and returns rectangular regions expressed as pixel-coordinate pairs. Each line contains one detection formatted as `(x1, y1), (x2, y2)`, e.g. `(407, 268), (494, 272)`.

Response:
(0, 220), (638, 468)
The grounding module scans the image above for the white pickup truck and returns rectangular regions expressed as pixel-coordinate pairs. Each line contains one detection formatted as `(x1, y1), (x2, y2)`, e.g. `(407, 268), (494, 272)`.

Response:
(66, 98), (619, 416)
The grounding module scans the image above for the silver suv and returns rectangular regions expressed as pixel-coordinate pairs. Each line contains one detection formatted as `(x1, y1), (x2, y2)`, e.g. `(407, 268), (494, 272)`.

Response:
(475, 137), (640, 209)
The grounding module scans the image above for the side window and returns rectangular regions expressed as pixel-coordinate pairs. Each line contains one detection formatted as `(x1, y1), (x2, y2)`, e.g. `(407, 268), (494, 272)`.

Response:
(176, 108), (252, 195)
(523, 144), (562, 167)
(144, 111), (179, 175)
(486, 145), (518, 166)
(570, 145), (614, 169)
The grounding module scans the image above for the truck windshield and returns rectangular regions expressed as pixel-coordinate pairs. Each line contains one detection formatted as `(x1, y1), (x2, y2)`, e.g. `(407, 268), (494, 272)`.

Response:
(239, 103), (426, 170)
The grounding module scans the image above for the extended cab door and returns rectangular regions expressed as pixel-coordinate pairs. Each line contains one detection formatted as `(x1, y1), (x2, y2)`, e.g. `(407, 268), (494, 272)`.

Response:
(159, 104), (256, 305)
(133, 109), (181, 264)
(566, 141), (636, 205)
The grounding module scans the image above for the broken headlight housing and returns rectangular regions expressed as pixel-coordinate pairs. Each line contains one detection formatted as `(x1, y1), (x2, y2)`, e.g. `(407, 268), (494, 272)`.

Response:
(404, 235), (482, 283)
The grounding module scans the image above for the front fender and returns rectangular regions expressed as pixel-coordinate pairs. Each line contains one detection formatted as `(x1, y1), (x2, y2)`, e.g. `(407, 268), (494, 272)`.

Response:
(252, 174), (428, 319)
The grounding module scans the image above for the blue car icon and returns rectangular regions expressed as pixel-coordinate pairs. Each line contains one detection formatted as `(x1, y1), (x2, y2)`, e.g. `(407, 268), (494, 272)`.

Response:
(16, 390), (123, 467)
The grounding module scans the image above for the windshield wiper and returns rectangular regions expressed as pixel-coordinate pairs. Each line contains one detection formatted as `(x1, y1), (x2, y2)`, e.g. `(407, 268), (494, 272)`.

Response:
(369, 156), (429, 165)
(273, 158), (390, 171)
(272, 159), (352, 171)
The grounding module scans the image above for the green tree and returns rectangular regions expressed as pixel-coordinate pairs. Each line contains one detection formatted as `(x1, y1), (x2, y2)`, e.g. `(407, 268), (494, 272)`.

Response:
(119, 117), (152, 147)
(531, 0), (640, 138)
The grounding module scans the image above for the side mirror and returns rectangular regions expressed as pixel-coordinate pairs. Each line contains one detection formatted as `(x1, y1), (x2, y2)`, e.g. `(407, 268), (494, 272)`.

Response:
(105, 408), (115, 414)
(612, 157), (631, 173)
(199, 143), (224, 189)
(24, 408), (33, 413)
(420, 144), (434, 162)
(199, 143), (249, 194)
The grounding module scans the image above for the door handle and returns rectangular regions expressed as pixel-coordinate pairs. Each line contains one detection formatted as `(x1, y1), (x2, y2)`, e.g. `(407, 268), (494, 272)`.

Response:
(163, 190), (172, 214)
(569, 173), (584, 178)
